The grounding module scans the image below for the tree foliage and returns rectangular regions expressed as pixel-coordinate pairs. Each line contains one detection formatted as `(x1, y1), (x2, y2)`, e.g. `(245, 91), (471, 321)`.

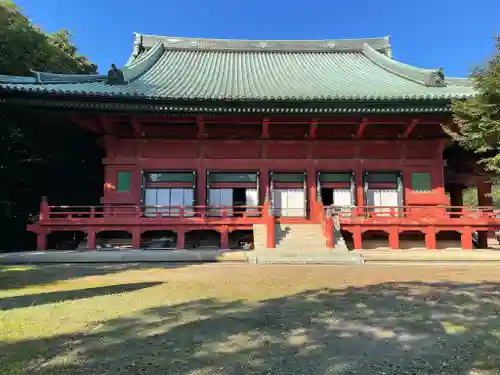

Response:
(452, 36), (500, 177)
(0, 1), (102, 251)
(0, 0), (97, 75)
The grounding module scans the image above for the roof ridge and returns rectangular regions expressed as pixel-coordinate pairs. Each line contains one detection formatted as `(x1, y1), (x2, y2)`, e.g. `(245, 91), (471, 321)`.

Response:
(134, 33), (391, 54)
(0, 71), (107, 85)
(362, 43), (446, 87)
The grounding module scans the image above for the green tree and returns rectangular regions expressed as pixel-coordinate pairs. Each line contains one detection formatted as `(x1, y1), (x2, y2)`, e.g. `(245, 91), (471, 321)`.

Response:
(0, 0), (97, 75)
(0, 1), (102, 251)
(451, 36), (500, 177)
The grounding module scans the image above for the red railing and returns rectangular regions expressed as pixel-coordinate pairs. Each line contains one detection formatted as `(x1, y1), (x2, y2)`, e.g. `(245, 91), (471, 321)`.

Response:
(326, 205), (500, 223)
(42, 205), (265, 221)
(36, 202), (500, 227)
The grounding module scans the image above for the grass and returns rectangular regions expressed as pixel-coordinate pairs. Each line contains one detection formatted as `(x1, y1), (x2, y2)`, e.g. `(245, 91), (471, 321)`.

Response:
(1, 263), (500, 374)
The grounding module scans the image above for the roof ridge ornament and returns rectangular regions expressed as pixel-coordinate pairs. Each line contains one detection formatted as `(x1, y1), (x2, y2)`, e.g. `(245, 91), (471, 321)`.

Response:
(133, 33), (145, 58)
(427, 68), (446, 87)
(107, 64), (126, 85)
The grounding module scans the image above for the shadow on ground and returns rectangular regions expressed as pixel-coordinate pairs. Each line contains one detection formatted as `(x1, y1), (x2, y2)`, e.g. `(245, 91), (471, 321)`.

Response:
(2, 281), (500, 374)
(0, 263), (184, 290)
(0, 282), (163, 311)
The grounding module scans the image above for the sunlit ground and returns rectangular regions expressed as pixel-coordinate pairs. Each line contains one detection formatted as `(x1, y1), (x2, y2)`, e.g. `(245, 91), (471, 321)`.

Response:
(1, 263), (500, 374)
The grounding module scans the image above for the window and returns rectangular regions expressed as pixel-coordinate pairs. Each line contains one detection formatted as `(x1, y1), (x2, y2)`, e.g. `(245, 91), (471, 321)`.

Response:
(365, 172), (399, 183)
(117, 171), (132, 192)
(319, 173), (352, 183)
(145, 172), (194, 183)
(208, 172), (257, 183)
(411, 173), (432, 192)
(271, 173), (306, 182)
(144, 188), (194, 216)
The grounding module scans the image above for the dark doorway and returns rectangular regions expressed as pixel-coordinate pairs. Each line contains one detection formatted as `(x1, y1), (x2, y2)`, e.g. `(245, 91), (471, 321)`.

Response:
(233, 188), (247, 217)
(320, 188), (333, 206)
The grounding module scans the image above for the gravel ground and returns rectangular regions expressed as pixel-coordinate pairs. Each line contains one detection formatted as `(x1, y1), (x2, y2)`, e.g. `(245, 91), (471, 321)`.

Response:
(1, 264), (500, 374)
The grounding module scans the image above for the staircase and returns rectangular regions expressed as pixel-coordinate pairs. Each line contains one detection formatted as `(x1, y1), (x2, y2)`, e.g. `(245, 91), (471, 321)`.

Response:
(250, 223), (363, 264)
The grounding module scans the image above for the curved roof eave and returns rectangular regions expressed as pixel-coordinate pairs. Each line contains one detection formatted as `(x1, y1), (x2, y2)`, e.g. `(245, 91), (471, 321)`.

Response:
(362, 43), (446, 88)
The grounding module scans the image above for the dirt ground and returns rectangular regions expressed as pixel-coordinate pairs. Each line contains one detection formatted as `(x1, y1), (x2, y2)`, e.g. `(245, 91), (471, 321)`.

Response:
(1, 263), (500, 375)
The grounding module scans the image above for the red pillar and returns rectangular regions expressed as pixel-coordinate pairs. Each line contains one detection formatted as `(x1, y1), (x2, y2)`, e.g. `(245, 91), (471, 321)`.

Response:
(220, 227), (229, 249)
(477, 182), (493, 248)
(37, 230), (47, 250)
(40, 196), (49, 221)
(425, 227), (436, 250)
(307, 166), (318, 220)
(353, 227), (362, 250)
(263, 202), (276, 248)
(325, 214), (334, 248)
(132, 229), (141, 249)
(260, 169), (269, 208)
(87, 229), (97, 250)
(389, 228), (399, 250)
(461, 227), (473, 250)
(196, 166), (206, 215)
(177, 230), (186, 250)
(355, 167), (364, 208)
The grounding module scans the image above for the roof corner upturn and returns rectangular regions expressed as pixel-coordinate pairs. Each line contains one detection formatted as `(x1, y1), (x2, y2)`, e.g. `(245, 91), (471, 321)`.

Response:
(362, 42), (446, 87)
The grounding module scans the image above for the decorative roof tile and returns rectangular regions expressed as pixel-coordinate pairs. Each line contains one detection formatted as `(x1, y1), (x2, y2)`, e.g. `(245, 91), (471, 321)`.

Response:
(0, 34), (475, 102)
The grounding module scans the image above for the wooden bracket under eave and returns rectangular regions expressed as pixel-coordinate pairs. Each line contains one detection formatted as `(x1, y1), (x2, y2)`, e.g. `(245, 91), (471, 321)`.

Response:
(69, 113), (102, 134)
(98, 115), (117, 136)
(130, 117), (143, 137)
(355, 118), (369, 139)
(261, 117), (270, 139)
(401, 119), (419, 139)
(309, 119), (318, 139)
(196, 115), (205, 139)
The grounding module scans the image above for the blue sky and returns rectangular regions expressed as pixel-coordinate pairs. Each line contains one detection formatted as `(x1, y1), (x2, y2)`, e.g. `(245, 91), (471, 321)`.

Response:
(15, 0), (499, 77)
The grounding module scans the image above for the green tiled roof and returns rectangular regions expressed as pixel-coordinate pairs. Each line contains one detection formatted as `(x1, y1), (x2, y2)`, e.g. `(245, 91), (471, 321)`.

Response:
(0, 34), (474, 102)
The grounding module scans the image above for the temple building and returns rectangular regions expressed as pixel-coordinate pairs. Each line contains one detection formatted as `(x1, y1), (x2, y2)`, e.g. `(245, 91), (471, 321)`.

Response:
(0, 33), (497, 253)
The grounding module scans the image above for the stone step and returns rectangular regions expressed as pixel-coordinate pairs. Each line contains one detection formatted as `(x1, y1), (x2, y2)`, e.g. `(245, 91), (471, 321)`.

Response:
(247, 251), (364, 265)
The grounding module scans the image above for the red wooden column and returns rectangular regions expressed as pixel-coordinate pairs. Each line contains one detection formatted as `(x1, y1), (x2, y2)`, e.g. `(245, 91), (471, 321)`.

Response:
(37, 197), (49, 250)
(132, 228), (141, 249)
(196, 166), (207, 214)
(307, 165), (318, 220)
(87, 229), (97, 250)
(325, 214), (334, 248)
(477, 182), (493, 248)
(259, 169), (269, 208)
(263, 201), (276, 248)
(461, 227), (474, 250)
(220, 226), (230, 249)
(177, 229), (186, 250)
(355, 167), (364, 210)
(425, 227), (437, 249)
(389, 228), (399, 250)
(353, 228), (362, 250)
(37, 230), (48, 250)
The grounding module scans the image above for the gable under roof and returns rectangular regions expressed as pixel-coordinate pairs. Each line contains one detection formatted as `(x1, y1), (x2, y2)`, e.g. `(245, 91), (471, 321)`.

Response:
(0, 34), (474, 103)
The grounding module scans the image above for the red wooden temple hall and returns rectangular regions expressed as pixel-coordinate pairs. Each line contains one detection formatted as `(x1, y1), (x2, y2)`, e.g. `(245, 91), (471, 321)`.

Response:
(0, 33), (497, 251)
